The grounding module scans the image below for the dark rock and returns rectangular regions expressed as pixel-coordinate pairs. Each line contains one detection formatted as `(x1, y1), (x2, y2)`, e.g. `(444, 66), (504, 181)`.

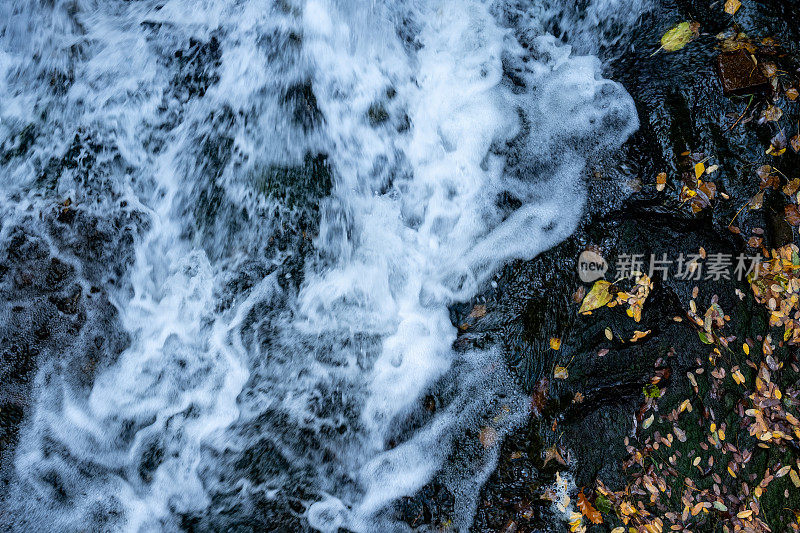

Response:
(716, 50), (770, 96)
(283, 81), (322, 131)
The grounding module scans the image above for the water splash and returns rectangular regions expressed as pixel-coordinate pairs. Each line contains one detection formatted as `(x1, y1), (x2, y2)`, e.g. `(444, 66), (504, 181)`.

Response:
(0, 0), (642, 530)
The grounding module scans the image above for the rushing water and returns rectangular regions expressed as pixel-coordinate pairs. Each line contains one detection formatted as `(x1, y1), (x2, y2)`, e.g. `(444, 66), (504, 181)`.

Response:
(0, 0), (641, 530)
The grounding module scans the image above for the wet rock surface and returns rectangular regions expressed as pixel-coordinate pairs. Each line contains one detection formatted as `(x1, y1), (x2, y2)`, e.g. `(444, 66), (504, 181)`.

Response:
(0, 207), (139, 496)
(405, 1), (800, 531)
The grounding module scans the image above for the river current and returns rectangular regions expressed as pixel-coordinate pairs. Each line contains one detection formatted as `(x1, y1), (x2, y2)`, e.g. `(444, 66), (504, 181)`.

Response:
(0, 0), (641, 530)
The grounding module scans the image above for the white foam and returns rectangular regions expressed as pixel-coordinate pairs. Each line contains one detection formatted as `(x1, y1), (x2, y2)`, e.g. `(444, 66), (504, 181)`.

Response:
(1, 0), (642, 530)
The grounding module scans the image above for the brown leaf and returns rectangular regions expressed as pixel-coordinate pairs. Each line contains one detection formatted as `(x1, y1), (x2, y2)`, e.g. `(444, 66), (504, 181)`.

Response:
(748, 236), (763, 248)
(763, 105), (783, 122)
(530, 378), (549, 417)
(791, 134), (800, 153)
(469, 304), (487, 318)
(785, 205), (800, 227)
(543, 445), (566, 467)
(758, 165), (780, 189)
(479, 426), (498, 449)
(577, 491), (603, 524)
(749, 190), (764, 210)
(572, 286), (586, 303)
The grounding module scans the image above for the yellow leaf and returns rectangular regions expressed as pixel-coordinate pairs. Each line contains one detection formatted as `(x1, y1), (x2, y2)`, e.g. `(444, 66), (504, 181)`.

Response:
(554, 366), (569, 379)
(790, 469), (800, 488)
(659, 22), (700, 53)
(611, 529), (625, 533)
(743, 343), (750, 355)
(737, 510), (753, 519)
(605, 327), (613, 340)
(694, 162), (705, 179)
(550, 337), (562, 350)
(580, 280), (614, 314)
(724, 0), (741, 15)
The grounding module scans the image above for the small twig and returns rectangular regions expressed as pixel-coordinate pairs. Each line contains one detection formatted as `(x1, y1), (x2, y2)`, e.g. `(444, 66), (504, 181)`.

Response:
(725, 95), (754, 132)
(728, 194), (757, 226)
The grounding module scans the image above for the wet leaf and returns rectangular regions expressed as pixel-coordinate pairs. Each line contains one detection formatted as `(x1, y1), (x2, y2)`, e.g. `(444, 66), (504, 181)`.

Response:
(554, 366), (569, 380)
(694, 161), (705, 179)
(479, 426), (497, 449)
(643, 384), (660, 398)
(577, 491), (603, 524)
(543, 445), (566, 467)
(579, 280), (614, 314)
(749, 190), (764, 210)
(763, 105), (783, 122)
(659, 22), (700, 53)
(604, 327), (613, 340)
(469, 304), (487, 318)
(767, 130), (787, 156)
(530, 378), (549, 416)
(550, 337), (562, 350)
(656, 172), (667, 192)
(786, 205), (800, 227)
(643, 413), (655, 429)
(783, 178), (800, 196)
(791, 134), (800, 153)
(724, 0), (741, 14)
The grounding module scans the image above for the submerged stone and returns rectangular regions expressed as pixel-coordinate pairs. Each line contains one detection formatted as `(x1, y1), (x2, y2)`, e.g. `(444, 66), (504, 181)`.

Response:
(716, 50), (770, 96)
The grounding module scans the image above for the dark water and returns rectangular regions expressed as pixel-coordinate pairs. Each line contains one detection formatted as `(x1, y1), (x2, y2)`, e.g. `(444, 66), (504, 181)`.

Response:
(0, 0), (644, 530)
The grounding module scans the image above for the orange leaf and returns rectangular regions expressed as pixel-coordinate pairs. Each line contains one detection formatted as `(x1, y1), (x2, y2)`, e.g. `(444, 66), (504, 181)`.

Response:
(577, 490), (603, 524)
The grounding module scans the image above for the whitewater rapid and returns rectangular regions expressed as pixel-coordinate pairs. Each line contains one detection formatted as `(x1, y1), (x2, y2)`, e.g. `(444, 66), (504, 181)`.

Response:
(0, 0), (641, 530)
